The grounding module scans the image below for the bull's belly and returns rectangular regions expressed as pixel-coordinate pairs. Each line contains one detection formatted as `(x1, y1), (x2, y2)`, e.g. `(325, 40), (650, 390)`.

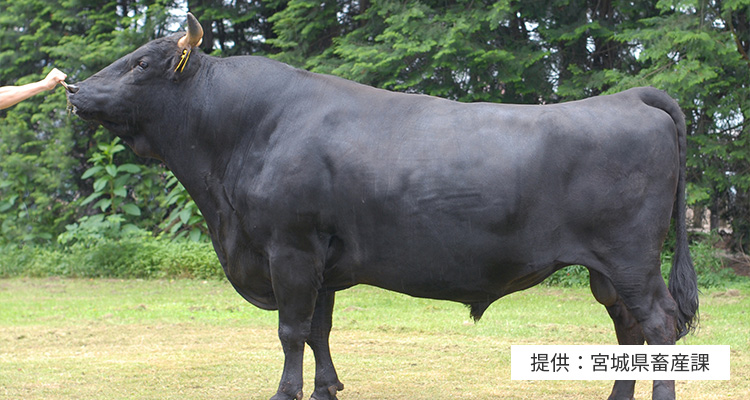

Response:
(321, 231), (571, 304)
(358, 263), (561, 305)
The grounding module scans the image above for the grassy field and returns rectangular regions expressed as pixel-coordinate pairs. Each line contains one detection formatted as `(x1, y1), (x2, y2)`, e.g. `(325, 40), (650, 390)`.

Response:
(1, 278), (748, 399)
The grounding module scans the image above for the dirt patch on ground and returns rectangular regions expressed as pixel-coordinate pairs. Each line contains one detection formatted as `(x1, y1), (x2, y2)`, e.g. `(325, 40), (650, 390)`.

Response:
(722, 252), (750, 277)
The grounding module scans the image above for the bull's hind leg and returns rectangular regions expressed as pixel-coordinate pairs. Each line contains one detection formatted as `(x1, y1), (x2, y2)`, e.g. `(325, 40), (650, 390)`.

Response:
(590, 269), (644, 400)
(592, 263), (678, 400)
(307, 291), (344, 400)
(617, 272), (678, 400)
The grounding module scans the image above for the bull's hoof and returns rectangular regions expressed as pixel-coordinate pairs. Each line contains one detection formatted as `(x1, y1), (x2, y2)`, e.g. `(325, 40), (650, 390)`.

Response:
(270, 389), (303, 400)
(310, 382), (344, 400)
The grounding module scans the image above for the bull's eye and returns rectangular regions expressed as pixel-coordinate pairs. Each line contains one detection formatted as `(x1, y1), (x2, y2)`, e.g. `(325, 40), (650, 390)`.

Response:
(137, 61), (149, 70)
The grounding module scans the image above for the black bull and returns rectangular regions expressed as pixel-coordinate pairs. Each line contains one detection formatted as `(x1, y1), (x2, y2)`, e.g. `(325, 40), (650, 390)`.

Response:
(67, 14), (698, 400)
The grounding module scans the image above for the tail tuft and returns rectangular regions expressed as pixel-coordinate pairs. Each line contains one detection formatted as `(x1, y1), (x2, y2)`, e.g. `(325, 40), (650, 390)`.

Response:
(669, 238), (699, 339)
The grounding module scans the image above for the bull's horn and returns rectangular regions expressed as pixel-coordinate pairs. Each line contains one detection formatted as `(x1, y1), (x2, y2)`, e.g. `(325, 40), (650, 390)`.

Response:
(178, 12), (203, 49)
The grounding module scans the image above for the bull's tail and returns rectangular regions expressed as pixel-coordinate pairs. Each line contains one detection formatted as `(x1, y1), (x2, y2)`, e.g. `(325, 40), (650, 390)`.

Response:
(640, 87), (699, 340)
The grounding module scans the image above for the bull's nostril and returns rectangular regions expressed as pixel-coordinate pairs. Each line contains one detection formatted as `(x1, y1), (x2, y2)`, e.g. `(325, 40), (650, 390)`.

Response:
(64, 83), (79, 93)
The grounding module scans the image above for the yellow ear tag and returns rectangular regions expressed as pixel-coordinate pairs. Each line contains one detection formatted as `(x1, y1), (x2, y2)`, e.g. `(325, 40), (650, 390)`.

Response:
(175, 49), (192, 73)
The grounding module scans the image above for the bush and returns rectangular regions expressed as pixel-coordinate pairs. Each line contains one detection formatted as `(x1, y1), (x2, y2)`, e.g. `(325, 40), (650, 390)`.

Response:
(660, 237), (743, 288)
(543, 265), (590, 287)
(0, 245), (66, 277)
(0, 237), (223, 280)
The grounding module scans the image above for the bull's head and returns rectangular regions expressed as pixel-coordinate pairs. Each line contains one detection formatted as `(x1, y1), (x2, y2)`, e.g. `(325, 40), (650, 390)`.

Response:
(67, 13), (204, 159)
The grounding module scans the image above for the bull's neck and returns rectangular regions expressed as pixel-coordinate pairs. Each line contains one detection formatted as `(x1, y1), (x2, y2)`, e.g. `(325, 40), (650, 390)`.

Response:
(156, 56), (299, 232)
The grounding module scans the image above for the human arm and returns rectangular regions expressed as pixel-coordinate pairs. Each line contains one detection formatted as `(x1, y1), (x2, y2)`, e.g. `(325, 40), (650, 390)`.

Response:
(0, 68), (67, 110)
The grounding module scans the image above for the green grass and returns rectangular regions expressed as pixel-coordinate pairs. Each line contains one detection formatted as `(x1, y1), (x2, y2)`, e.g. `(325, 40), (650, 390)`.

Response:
(1, 278), (748, 399)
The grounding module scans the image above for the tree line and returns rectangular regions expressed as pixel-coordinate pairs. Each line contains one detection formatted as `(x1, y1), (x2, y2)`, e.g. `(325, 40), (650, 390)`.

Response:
(1, 0), (749, 250)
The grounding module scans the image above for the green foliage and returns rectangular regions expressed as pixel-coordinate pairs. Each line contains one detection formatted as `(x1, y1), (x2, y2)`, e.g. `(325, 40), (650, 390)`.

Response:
(271, 0), (551, 103)
(186, 0), (281, 56)
(0, 75), (78, 243)
(57, 214), (149, 247)
(80, 137), (144, 217)
(0, 237), (224, 280)
(159, 172), (209, 242)
(0, 0), (178, 246)
(56, 136), (171, 245)
(544, 265), (591, 287)
(72, 238), (222, 279)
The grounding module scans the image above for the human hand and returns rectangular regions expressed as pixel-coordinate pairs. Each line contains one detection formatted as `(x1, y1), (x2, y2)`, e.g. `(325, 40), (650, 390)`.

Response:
(42, 68), (67, 91)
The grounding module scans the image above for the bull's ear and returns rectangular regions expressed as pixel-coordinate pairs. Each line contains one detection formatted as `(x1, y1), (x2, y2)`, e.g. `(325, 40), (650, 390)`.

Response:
(178, 12), (203, 50)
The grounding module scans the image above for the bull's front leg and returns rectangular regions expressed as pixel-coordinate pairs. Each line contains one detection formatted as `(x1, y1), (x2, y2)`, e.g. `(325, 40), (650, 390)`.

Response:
(307, 291), (344, 400)
(268, 245), (322, 400)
